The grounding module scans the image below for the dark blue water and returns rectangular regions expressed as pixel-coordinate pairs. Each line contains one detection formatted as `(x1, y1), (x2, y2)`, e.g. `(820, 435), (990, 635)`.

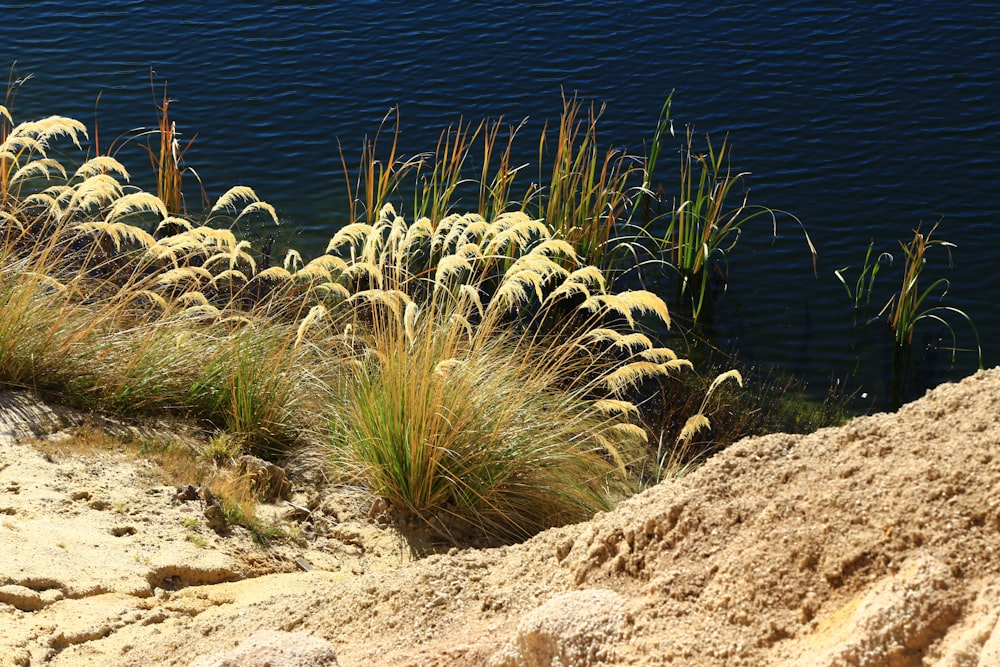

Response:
(4, 1), (998, 406)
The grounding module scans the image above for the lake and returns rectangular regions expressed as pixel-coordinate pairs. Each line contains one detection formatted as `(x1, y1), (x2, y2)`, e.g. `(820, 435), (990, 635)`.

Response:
(4, 0), (998, 408)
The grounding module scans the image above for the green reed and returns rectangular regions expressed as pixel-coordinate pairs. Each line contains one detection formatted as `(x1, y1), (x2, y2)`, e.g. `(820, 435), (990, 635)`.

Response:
(836, 222), (981, 407)
(645, 125), (815, 324)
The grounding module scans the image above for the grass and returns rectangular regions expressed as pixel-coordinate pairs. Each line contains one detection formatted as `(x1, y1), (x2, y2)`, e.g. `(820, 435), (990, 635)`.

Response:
(1, 93), (738, 544)
(1, 76), (943, 544)
(835, 222), (982, 407)
(644, 124), (816, 324)
(328, 317), (629, 541)
(338, 94), (650, 275)
(147, 79), (201, 216)
(320, 203), (704, 539)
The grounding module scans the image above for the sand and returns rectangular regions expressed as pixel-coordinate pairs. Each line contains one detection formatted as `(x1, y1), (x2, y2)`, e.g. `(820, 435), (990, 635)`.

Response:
(2, 367), (999, 666)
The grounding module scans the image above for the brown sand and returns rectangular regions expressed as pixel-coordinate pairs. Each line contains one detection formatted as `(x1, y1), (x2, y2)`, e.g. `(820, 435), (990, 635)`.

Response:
(2, 367), (999, 666)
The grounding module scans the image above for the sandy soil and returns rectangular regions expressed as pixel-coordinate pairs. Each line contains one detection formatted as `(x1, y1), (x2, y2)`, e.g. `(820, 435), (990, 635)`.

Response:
(2, 367), (999, 666)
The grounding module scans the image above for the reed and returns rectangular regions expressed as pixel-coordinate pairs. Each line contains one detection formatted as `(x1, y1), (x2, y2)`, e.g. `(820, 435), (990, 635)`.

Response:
(338, 95), (651, 273)
(835, 241), (893, 320)
(835, 222), (981, 407)
(889, 223), (967, 350)
(646, 125), (816, 323)
(531, 94), (643, 271)
(147, 80), (204, 217)
(339, 107), (422, 226)
(856, 223), (980, 360)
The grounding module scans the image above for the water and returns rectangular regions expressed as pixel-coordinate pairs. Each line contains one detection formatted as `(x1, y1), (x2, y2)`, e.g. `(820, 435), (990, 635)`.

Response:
(4, 0), (998, 407)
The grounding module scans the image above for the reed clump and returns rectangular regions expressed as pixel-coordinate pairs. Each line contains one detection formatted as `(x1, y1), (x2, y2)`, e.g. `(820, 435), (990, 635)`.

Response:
(1, 92), (742, 542)
(643, 119), (816, 324)
(339, 93), (651, 276)
(835, 222), (981, 407)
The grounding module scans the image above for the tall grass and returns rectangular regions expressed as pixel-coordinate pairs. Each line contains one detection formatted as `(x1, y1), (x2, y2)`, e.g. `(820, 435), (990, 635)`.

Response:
(328, 317), (628, 541)
(1, 94), (744, 542)
(835, 222), (981, 406)
(888, 223), (979, 357)
(338, 95), (651, 273)
(532, 94), (643, 269)
(147, 81), (202, 216)
(2, 73), (885, 543)
(646, 125), (816, 324)
(316, 201), (711, 538)
(0, 103), (324, 453)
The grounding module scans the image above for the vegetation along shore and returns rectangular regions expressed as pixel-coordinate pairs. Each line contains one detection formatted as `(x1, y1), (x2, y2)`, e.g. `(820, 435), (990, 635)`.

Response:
(0, 74), (982, 544)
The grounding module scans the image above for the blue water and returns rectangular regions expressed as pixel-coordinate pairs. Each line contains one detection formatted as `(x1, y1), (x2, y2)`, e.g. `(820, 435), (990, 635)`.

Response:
(4, 1), (998, 406)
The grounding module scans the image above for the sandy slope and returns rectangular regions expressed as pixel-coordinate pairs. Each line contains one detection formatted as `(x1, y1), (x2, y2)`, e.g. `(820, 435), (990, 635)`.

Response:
(2, 368), (999, 666)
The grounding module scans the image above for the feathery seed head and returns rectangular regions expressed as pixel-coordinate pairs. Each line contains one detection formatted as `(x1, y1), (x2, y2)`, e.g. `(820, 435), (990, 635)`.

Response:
(639, 346), (679, 363)
(210, 185), (260, 215)
(283, 249), (303, 272)
(403, 301), (420, 346)
(154, 216), (194, 235)
(210, 269), (250, 285)
(254, 266), (294, 283)
(156, 266), (214, 286)
(677, 414), (711, 445)
(433, 358), (464, 379)
(609, 422), (649, 444)
(592, 399), (640, 418)
(234, 200), (280, 227)
(327, 222), (374, 254)
(314, 281), (351, 300)
(177, 291), (209, 306)
(9, 158), (67, 185)
(106, 192), (168, 223)
(295, 304), (327, 348)
(604, 360), (669, 394)
(73, 156), (130, 182)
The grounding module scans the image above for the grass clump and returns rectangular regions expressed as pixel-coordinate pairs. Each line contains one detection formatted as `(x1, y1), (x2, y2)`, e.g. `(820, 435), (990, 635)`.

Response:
(0, 75), (861, 544)
(835, 222), (981, 406)
(320, 203), (698, 540)
(0, 94), (706, 543)
(328, 319), (626, 541)
(0, 96), (323, 456)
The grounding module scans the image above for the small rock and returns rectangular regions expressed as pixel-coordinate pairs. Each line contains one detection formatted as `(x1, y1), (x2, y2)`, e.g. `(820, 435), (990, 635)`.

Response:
(489, 589), (631, 667)
(188, 629), (339, 667)
(201, 487), (227, 533)
(0, 584), (45, 611)
(176, 484), (200, 502)
(239, 455), (292, 502)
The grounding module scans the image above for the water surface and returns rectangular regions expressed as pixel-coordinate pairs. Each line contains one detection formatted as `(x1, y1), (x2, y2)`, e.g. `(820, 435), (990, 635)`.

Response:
(4, 0), (998, 405)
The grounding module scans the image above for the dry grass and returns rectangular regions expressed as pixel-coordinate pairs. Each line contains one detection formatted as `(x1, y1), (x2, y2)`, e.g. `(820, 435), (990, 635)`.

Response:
(0, 93), (738, 543)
